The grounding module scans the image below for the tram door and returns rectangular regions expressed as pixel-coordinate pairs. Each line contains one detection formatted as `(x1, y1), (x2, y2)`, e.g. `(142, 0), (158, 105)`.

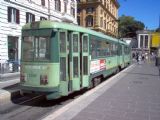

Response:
(70, 33), (89, 90)
(71, 32), (80, 90)
(80, 34), (89, 87)
(122, 45), (125, 68)
(59, 31), (69, 96)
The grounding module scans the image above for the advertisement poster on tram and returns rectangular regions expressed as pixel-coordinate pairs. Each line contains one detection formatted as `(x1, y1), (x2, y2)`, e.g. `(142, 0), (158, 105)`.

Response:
(90, 59), (106, 74)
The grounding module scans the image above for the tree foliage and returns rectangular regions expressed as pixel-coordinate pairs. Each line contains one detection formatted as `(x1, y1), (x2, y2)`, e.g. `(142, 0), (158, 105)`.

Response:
(155, 27), (160, 32)
(118, 15), (145, 38)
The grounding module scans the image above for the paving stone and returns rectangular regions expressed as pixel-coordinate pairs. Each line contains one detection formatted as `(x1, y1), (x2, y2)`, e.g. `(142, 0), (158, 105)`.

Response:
(43, 63), (160, 120)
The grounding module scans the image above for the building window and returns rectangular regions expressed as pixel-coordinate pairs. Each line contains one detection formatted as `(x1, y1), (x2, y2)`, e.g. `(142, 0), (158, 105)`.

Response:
(77, 16), (80, 25)
(140, 35), (143, 48)
(86, 0), (92, 2)
(71, 0), (75, 17)
(71, 7), (75, 17)
(64, 0), (68, 13)
(145, 35), (148, 48)
(86, 7), (94, 14)
(55, 0), (61, 11)
(41, 0), (45, 6)
(104, 0), (106, 7)
(100, 17), (103, 28)
(86, 15), (93, 27)
(40, 16), (47, 20)
(104, 20), (106, 29)
(26, 12), (35, 23)
(101, 9), (103, 14)
(8, 36), (18, 61)
(77, 8), (81, 14)
(8, 7), (20, 24)
(77, 0), (81, 3)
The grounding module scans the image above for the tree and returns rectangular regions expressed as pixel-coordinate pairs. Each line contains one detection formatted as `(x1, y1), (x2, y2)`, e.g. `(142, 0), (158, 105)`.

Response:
(118, 15), (145, 38)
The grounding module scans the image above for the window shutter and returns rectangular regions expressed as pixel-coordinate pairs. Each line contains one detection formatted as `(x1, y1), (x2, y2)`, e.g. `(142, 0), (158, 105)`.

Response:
(16, 9), (20, 24)
(41, 0), (45, 6)
(8, 7), (11, 22)
(33, 14), (35, 22)
(59, 0), (61, 11)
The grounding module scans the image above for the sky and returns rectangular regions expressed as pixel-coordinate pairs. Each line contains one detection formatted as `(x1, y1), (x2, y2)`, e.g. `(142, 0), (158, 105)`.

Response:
(118, 0), (160, 30)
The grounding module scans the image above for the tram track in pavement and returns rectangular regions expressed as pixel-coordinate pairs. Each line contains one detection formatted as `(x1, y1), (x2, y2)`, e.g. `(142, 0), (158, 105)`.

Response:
(0, 71), (117, 120)
(0, 88), (88, 120)
(0, 93), (45, 114)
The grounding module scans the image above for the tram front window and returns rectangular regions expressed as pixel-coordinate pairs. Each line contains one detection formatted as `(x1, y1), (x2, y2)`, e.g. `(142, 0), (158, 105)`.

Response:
(22, 36), (50, 61)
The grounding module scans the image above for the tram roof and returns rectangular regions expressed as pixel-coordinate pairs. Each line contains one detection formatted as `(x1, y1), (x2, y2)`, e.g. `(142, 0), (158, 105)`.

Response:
(22, 20), (128, 45)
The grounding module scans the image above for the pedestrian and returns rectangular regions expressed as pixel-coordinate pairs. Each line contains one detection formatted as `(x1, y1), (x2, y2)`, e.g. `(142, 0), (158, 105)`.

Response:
(136, 52), (139, 63)
(138, 54), (142, 64)
(158, 65), (160, 76)
(142, 54), (145, 63)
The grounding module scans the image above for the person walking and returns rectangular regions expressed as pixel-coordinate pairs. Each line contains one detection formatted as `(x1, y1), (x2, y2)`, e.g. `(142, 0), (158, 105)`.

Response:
(136, 52), (139, 63)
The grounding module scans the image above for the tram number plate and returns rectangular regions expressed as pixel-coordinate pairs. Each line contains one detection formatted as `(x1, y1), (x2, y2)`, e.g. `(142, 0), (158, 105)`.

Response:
(28, 74), (36, 78)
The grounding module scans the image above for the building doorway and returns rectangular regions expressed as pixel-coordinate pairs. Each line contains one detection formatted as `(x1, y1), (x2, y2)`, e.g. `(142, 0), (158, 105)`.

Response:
(8, 36), (18, 61)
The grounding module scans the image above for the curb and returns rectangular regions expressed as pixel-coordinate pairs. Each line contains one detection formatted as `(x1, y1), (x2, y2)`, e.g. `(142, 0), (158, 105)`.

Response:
(0, 79), (20, 88)
(0, 79), (20, 105)
(0, 90), (11, 105)
(0, 72), (20, 79)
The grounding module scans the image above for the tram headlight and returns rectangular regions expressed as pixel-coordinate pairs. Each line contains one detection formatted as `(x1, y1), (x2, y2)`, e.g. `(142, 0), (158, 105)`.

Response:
(40, 75), (48, 85)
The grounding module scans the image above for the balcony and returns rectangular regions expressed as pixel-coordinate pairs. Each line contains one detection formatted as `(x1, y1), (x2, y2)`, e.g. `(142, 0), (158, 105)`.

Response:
(61, 13), (75, 23)
(77, 0), (100, 4)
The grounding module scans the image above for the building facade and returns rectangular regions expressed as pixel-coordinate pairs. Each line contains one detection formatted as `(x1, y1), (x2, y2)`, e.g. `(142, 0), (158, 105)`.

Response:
(151, 32), (160, 48)
(150, 32), (160, 55)
(77, 0), (119, 37)
(0, 0), (77, 65)
(135, 30), (151, 54)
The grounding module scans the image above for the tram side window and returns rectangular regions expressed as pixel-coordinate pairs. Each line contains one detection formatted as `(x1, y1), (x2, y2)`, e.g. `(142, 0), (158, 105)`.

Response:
(99, 40), (113, 57)
(83, 36), (88, 52)
(97, 40), (109, 57)
(118, 45), (122, 55)
(73, 57), (79, 77)
(60, 32), (66, 53)
(127, 47), (130, 54)
(35, 37), (50, 60)
(111, 44), (118, 56)
(124, 46), (129, 54)
(73, 34), (78, 52)
(105, 42), (111, 56)
(91, 38), (97, 58)
(22, 36), (50, 61)
(23, 36), (34, 61)
(91, 37), (112, 58)
(60, 57), (66, 81)
(124, 46), (126, 54)
(83, 56), (88, 75)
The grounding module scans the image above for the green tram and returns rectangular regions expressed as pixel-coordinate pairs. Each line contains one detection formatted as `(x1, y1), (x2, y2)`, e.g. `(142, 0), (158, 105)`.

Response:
(20, 20), (131, 100)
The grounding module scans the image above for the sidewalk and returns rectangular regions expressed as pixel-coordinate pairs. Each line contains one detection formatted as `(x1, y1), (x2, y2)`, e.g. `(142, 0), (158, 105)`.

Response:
(0, 72), (20, 89)
(0, 72), (20, 105)
(0, 72), (20, 81)
(42, 62), (160, 120)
